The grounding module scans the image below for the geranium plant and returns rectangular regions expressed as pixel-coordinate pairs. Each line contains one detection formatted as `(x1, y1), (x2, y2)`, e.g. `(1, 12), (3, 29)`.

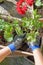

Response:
(0, 10), (43, 43)
(0, 19), (13, 42)
(21, 10), (43, 42)
(0, 0), (43, 44)
(0, 19), (23, 42)
(16, 0), (34, 15)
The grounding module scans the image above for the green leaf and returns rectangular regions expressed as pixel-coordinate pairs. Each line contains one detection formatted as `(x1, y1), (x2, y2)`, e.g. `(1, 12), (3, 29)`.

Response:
(4, 31), (13, 42)
(26, 31), (39, 42)
(35, 0), (41, 7)
(4, 25), (13, 42)
(0, 19), (14, 42)
(13, 19), (23, 36)
(0, 19), (5, 31)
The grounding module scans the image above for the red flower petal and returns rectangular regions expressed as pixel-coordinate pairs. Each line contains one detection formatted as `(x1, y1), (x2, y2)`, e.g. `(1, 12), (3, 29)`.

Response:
(25, 0), (34, 6)
(22, 5), (27, 11)
(16, 0), (25, 6)
(16, 6), (25, 15)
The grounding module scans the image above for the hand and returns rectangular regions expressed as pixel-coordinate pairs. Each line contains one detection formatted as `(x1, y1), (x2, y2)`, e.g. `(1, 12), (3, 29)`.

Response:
(27, 36), (41, 51)
(8, 33), (26, 51)
(12, 33), (26, 49)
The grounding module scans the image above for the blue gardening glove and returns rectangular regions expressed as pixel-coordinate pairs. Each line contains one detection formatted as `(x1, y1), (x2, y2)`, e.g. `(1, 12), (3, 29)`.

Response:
(27, 36), (41, 51)
(8, 33), (26, 52)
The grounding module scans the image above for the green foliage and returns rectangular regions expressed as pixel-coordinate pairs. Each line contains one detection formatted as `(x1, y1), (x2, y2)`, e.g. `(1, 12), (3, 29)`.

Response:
(4, 25), (13, 42)
(0, 19), (5, 31)
(0, 19), (23, 42)
(0, 19), (13, 42)
(21, 10), (43, 42)
(22, 10), (43, 31)
(26, 31), (39, 42)
(35, 0), (43, 7)
(13, 19), (23, 36)
(0, 10), (43, 43)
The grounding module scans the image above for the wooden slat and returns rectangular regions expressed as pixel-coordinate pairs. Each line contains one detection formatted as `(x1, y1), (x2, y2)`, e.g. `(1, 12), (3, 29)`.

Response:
(0, 45), (6, 48)
(8, 50), (33, 57)
(39, 18), (43, 22)
(0, 45), (33, 57)
(0, 14), (43, 22)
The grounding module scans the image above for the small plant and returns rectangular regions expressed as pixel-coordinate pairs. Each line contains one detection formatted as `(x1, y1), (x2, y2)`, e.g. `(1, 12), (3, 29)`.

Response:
(0, 10), (43, 43)
(0, 19), (13, 42)
(21, 10), (43, 42)
(12, 19), (23, 36)
(0, 0), (43, 43)
(0, 19), (23, 42)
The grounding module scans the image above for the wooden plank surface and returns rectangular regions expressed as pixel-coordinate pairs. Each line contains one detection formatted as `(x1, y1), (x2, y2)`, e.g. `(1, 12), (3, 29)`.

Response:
(39, 18), (43, 22)
(0, 45), (33, 57)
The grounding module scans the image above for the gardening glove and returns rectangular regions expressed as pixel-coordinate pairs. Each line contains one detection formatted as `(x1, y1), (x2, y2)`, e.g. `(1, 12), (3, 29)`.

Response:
(27, 36), (41, 51)
(8, 33), (26, 52)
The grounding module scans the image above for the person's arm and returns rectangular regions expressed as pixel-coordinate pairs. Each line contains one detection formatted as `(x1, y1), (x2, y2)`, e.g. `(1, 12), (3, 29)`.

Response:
(33, 48), (43, 65)
(0, 46), (11, 62)
(29, 45), (43, 65)
(0, 34), (26, 63)
(27, 36), (43, 65)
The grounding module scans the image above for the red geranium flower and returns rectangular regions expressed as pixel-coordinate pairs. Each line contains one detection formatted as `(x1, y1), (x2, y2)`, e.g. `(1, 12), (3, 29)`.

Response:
(16, 0), (27, 15)
(22, 5), (27, 11)
(25, 0), (34, 6)
(16, 0), (24, 6)
(16, 6), (26, 15)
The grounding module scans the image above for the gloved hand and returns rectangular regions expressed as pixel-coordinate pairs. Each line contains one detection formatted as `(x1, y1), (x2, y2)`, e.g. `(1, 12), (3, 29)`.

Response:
(8, 33), (26, 52)
(27, 36), (41, 51)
